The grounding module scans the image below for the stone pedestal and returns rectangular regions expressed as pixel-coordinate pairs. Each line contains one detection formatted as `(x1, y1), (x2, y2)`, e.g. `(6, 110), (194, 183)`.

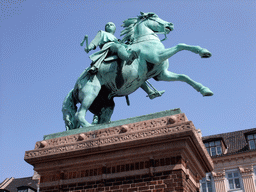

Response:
(25, 109), (213, 192)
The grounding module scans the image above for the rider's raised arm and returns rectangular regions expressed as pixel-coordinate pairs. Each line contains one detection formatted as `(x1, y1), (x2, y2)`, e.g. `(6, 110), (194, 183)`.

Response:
(88, 30), (103, 51)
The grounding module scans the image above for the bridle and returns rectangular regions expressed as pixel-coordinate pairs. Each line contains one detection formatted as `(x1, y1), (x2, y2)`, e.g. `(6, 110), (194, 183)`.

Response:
(137, 16), (170, 42)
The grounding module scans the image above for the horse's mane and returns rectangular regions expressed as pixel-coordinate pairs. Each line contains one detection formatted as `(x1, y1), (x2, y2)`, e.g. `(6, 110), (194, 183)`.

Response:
(120, 18), (138, 43)
(120, 12), (158, 43)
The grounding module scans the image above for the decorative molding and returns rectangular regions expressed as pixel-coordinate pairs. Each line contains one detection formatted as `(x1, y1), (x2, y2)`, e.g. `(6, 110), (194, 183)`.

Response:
(239, 166), (253, 174)
(212, 171), (225, 180)
(25, 114), (191, 159)
(213, 150), (256, 165)
(239, 166), (254, 178)
(34, 114), (186, 150)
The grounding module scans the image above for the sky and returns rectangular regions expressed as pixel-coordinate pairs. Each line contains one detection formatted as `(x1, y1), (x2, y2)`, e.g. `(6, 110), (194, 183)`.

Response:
(1, 0), (256, 181)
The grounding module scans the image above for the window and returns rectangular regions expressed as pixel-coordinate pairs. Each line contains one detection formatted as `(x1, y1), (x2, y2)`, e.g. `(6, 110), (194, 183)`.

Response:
(200, 174), (214, 192)
(226, 171), (241, 190)
(18, 190), (28, 192)
(17, 186), (36, 192)
(247, 134), (256, 149)
(204, 140), (222, 156)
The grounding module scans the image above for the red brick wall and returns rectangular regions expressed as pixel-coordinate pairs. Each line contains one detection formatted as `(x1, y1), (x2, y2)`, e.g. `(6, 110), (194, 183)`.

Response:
(40, 169), (197, 192)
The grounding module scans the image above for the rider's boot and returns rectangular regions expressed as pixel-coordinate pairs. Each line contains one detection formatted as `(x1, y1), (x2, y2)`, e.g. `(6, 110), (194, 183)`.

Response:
(147, 90), (165, 100)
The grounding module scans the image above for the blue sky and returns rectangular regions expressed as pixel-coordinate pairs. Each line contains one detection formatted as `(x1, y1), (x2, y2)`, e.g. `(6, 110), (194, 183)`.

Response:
(1, 0), (256, 181)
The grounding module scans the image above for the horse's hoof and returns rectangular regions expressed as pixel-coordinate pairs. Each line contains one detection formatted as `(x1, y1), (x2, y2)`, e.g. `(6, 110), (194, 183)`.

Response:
(80, 121), (92, 127)
(82, 124), (93, 128)
(199, 48), (212, 58)
(199, 87), (214, 96)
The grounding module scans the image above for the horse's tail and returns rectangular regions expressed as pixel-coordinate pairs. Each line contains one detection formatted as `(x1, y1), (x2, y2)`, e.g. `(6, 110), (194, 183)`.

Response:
(62, 89), (80, 130)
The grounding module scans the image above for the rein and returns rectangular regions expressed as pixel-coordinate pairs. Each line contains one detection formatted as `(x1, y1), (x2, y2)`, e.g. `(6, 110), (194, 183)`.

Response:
(132, 33), (160, 44)
(148, 18), (168, 42)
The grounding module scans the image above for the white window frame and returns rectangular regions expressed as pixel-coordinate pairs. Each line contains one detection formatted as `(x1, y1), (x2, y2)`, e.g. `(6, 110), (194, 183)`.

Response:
(200, 173), (215, 192)
(17, 190), (28, 192)
(17, 187), (36, 192)
(204, 140), (223, 157)
(247, 134), (256, 149)
(225, 169), (243, 191)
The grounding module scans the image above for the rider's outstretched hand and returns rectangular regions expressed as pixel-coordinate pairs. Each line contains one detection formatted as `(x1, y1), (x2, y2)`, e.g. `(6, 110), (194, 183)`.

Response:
(84, 48), (90, 53)
(85, 44), (96, 53)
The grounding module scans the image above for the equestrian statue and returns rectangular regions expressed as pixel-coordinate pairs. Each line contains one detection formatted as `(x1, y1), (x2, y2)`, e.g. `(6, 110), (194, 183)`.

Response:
(62, 12), (213, 130)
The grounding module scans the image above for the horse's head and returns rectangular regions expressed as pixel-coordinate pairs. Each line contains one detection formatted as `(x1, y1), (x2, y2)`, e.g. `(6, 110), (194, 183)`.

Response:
(121, 12), (174, 43)
(139, 12), (174, 35)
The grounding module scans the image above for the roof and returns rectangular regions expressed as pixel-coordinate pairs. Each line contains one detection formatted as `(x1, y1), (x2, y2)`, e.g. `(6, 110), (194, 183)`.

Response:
(202, 128), (256, 157)
(0, 177), (38, 192)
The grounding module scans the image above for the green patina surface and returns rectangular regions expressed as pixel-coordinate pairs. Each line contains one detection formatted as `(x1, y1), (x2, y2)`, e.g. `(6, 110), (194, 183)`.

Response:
(45, 108), (181, 140)
(62, 12), (213, 131)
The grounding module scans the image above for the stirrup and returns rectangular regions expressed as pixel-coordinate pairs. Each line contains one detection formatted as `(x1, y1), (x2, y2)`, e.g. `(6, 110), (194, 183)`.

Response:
(147, 90), (165, 100)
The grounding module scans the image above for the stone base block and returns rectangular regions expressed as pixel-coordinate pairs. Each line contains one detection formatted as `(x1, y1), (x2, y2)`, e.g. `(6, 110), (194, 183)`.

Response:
(25, 109), (213, 192)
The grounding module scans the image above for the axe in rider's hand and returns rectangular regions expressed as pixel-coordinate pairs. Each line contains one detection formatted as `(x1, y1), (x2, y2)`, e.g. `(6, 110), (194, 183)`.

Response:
(80, 35), (89, 53)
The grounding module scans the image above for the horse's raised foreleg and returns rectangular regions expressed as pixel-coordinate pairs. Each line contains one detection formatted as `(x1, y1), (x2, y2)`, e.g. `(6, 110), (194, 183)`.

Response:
(176, 43), (212, 58)
(75, 77), (101, 127)
(155, 70), (213, 96)
(156, 44), (211, 64)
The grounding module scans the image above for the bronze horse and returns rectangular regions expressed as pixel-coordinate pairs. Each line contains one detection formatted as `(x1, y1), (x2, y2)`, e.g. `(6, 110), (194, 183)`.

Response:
(62, 12), (213, 130)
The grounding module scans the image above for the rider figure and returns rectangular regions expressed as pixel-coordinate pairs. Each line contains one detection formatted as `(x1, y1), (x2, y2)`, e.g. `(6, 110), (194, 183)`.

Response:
(85, 22), (137, 74)
(85, 22), (165, 100)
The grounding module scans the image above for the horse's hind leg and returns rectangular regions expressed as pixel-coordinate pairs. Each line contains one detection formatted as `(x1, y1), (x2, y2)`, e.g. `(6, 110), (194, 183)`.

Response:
(95, 97), (115, 124)
(97, 104), (115, 124)
(75, 77), (101, 127)
(155, 70), (213, 96)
